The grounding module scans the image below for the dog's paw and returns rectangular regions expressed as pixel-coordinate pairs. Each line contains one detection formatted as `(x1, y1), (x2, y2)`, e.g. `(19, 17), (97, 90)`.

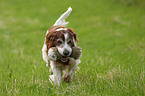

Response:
(48, 48), (57, 61)
(63, 74), (71, 82)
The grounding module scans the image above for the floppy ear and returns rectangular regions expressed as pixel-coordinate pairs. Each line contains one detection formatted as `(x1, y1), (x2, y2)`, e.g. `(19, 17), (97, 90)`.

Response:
(45, 33), (54, 46)
(67, 28), (79, 42)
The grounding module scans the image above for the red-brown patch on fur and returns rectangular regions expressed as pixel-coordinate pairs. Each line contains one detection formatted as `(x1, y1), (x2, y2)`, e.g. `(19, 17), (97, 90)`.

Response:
(67, 28), (79, 42)
(45, 26), (79, 65)
(45, 25), (65, 52)
(45, 26), (78, 52)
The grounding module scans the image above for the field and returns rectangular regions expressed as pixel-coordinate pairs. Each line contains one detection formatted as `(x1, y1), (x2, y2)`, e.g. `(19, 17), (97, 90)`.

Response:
(0, 0), (145, 95)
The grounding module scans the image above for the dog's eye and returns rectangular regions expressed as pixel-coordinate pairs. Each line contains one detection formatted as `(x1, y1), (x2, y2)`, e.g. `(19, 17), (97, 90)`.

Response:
(67, 40), (72, 44)
(57, 40), (62, 44)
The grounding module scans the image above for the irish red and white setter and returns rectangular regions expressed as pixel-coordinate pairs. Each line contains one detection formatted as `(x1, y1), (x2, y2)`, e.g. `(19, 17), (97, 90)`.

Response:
(42, 7), (82, 86)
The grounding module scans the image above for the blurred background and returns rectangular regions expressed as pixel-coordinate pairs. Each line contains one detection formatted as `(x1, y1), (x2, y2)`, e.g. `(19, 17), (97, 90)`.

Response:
(0, 0), (145, 95)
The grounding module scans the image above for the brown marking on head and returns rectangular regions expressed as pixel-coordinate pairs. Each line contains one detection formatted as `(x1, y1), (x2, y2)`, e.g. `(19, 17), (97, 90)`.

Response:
(45, 25), (65, 52)
(45, 25), (79, 57)
(67, 28), (79, 42)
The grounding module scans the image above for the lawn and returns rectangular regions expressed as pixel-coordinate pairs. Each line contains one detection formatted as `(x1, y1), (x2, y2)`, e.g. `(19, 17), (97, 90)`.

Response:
(0, 0), (145, 95)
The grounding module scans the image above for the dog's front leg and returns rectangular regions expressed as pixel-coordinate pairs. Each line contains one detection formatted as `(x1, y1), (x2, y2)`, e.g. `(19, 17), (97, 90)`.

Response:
(53, 66), (62, 87)
(50, 61), (62, 87)
(48, 48), (58, 75)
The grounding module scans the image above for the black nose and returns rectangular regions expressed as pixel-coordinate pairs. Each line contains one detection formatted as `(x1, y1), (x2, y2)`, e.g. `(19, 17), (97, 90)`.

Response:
(63, 50), (69, 56)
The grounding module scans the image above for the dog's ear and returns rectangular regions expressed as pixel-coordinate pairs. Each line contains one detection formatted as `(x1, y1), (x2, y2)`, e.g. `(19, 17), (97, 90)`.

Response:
(67, 28), (79, 42)
(45, 33), (54, 46)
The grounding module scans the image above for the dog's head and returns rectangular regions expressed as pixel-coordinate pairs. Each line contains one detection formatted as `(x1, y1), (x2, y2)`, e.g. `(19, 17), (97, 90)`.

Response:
(46, 26), (78, 57)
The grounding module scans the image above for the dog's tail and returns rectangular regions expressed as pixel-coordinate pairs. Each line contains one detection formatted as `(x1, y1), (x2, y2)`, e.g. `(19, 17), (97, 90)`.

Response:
(54, 7), (72, 27)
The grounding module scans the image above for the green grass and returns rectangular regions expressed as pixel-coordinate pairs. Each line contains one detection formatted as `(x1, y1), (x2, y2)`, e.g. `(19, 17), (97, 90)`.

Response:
(0, 0), (145, 95)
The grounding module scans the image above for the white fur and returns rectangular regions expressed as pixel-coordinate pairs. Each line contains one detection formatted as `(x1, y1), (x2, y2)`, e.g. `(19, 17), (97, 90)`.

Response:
(57, 33), (72, 56)
(64, 33), (72, 56)
(42, 43), (49, 64)
(55, 28), (67, 31)
(54, 7), (72, 26)
(42, 7), (81, 87)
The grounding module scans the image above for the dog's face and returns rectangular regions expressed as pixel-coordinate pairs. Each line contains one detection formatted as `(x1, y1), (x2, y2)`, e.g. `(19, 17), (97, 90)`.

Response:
(46, 28), (78, 57)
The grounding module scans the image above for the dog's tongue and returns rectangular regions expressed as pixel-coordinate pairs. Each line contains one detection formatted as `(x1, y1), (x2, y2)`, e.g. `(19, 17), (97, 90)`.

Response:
(61, 57), (69, 62)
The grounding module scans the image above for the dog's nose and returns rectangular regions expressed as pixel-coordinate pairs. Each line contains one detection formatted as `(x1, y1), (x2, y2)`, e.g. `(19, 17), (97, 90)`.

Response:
(63, 50), (69, 56)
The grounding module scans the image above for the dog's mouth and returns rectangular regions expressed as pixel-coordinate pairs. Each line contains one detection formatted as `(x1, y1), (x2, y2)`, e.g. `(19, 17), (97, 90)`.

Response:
(61, 57), (69, 63)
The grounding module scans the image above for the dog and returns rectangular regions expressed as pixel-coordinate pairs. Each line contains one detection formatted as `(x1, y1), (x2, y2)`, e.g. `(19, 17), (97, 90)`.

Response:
(42, 7), (82, 86)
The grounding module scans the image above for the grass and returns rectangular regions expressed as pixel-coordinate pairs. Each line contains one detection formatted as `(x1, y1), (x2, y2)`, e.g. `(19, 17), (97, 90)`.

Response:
(0, 0), (145, 95)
